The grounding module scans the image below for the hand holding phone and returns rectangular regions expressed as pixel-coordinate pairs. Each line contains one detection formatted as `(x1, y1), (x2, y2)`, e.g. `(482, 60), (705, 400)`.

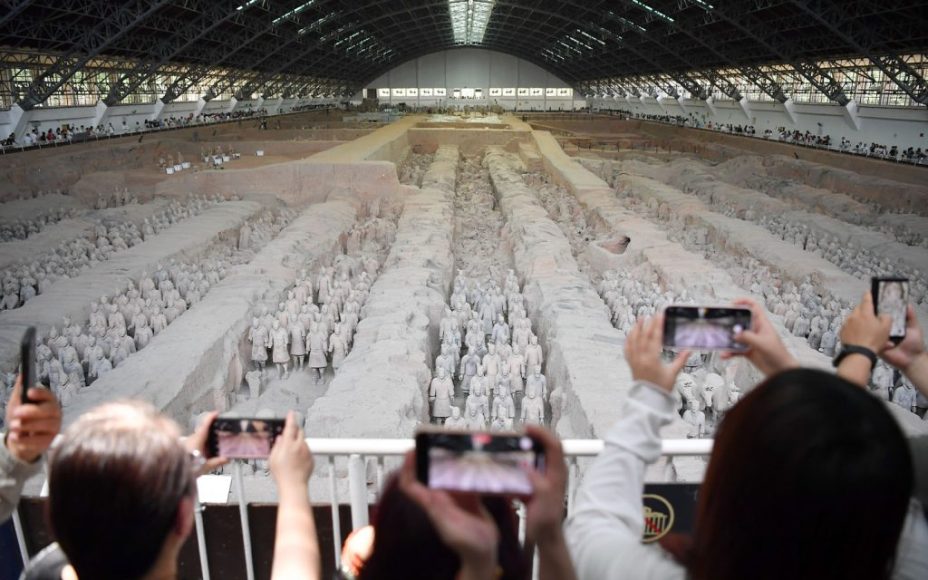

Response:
(415, 429), (545, 496)
(721, 298), (798, 377)
(206, 417), (285, 459)
(4, 373), (61, 463)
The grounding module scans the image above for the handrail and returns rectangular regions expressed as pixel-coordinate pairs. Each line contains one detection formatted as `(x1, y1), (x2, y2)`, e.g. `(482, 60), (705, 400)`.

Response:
(10, 436), (713, 574)
(303, 437), (713, 457)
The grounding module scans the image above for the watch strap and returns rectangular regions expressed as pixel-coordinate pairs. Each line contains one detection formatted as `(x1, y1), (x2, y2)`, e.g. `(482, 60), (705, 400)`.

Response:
(832, 344), (878, 369)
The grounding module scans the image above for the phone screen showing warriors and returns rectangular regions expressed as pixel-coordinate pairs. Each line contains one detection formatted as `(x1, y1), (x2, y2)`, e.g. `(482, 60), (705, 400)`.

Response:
(425, 433), (539, 495)
(876, 279), (909, 338)
(212, 419), (283, 459)
(663, 307), (752, 351)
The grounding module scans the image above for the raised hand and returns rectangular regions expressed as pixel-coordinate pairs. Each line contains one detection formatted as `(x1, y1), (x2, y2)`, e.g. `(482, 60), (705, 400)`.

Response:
(723, 298), (798, 377)
(625, 315), (689, 393)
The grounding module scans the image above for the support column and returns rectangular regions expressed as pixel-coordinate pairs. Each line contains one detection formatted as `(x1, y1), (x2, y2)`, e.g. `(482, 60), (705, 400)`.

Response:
(91, 100), (110, 129)
(841, 98), (862, 131)
(193, 97), (208, 119)
(704, 96), (719, 117)
(8, 104), (31, 140)
(151, 98), (166, 122)
(226, 97), (239, 114)
(780, 98), (800, 125)
(737, 96), (753, 123)
(656, 95), (672, 114)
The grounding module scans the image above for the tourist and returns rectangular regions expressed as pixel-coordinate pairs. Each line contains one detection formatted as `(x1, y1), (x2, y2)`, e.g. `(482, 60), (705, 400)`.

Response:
(566, 306), (919, 580)
(45, 405), (320, 580)
(354, 425), (575, 580)
(1, 374), (61, 522)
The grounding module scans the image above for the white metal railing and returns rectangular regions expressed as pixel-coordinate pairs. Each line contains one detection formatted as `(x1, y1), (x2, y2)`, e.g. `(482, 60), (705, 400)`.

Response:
(12, 437), (713, 578)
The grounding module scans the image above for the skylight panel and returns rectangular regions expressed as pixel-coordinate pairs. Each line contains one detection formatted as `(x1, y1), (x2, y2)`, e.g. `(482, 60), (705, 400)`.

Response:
(448, 0), (496, 44)
(605, 11), (646, 33)
(578, 29), (606, 46)
(297, 12), (338, 35)
(236, 0), (261, 12)
(273, 0), (317, 25)
(629, 0), (674, 23)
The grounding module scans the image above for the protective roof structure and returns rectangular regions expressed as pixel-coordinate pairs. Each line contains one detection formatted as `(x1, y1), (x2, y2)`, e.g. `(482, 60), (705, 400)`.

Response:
(1, 0), (927, 108)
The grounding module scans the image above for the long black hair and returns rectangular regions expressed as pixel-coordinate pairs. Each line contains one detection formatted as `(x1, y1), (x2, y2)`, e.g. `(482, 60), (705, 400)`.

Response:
(689, 369), (913, 580)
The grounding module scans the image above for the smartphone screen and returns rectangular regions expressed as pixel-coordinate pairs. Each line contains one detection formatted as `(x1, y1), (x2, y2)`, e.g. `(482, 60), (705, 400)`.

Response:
(663, 306), (752, 351)
(415, 431), (545, 496)
(20, 327), (37, 405)
(872, 277), (909, 341)
(207, 417), (285, 459)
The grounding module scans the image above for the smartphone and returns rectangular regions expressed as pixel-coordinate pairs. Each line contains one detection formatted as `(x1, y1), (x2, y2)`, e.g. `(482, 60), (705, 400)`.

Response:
(415, 430), (545, 496)
(20, 327), (37, 404)
(872, 277), (909, 344)
(663, 306), (752, 351)
(206, 417), (285, 459)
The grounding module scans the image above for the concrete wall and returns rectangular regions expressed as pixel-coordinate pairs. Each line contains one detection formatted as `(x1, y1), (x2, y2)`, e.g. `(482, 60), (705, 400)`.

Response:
(591, 97), (928, 151)
(361, 48), (587, 111)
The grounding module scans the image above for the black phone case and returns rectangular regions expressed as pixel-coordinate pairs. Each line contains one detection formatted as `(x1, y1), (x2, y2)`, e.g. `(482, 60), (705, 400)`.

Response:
(20, 327), (37, 404)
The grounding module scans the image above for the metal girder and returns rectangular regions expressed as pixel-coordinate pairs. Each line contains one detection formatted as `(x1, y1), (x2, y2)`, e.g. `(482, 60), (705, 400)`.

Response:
(160, 1), (298, 102)
(740, 65), (790, 103)
(704, 0), (851, 106)
(165, 0), (354, 102)
(103, 0), (251, 106)
(2, 0), (926, 110)
(0, 0), (35, 30)
(788, 0), (928, 105)
(659, 0), (789, 102)
(17, 0), (173, 109)
(602, 1), (740, 101)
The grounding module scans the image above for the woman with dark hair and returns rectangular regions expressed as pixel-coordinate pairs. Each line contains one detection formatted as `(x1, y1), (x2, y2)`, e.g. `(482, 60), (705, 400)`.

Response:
(358, 471), (527, 580)
(566, 296), (918, 580)
(353, 426), (576, 580)
(44, 404), (318, 580)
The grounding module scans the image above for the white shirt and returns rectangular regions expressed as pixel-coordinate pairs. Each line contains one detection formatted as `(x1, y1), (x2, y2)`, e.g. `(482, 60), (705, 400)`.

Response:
(565, 382), (686, 579)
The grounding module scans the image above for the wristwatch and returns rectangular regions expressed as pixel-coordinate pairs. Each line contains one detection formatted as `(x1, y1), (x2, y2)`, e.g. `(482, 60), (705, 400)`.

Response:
(832, 344), (878, 369)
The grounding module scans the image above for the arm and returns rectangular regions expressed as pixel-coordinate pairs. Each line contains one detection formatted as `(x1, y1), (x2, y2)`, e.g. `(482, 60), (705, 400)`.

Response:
(523, 426), (576, 580)
(269, 412), (320, 580)
(0, 435), (41, 522)
(880, 304), (928, 396)
(836, 292), (892, 388)
(565, 317), (688, 579)
(1, 376), (61, 522)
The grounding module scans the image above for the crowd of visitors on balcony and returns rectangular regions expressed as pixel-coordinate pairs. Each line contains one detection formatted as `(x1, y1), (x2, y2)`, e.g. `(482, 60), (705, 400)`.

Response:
(607, 108), (926, 165)
(1, 107), (273, 150)
(2, 290), (926, 579)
